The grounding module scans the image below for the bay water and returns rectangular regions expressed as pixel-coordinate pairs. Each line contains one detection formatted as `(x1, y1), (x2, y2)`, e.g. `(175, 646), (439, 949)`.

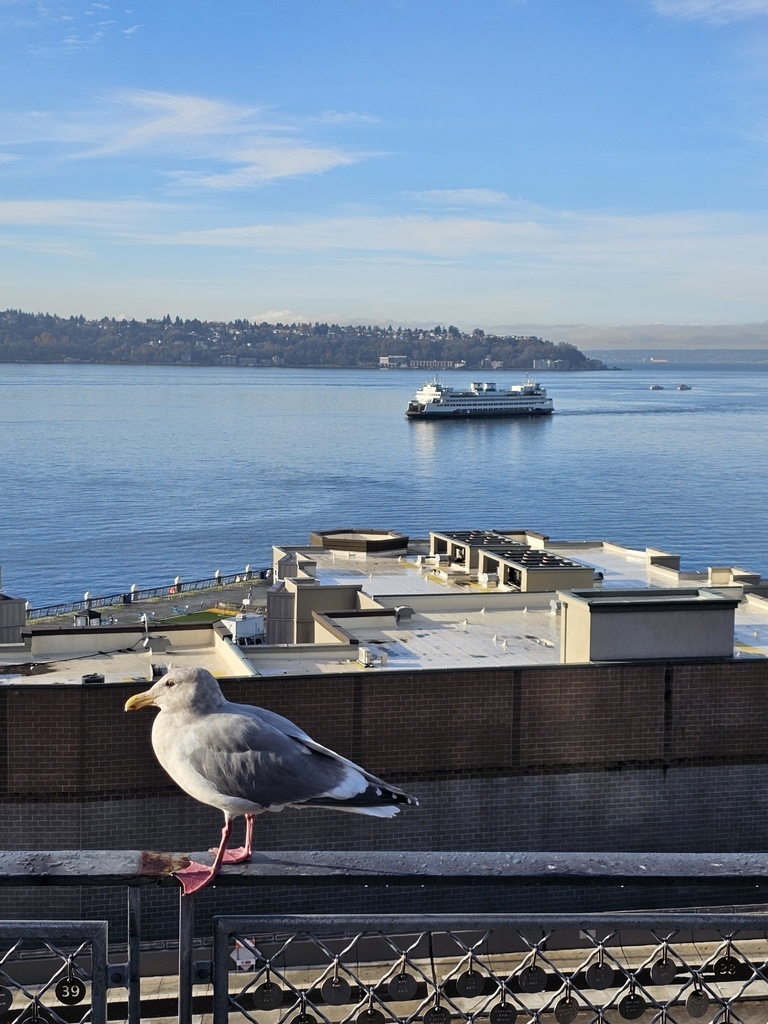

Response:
(2, 362), (766, 606)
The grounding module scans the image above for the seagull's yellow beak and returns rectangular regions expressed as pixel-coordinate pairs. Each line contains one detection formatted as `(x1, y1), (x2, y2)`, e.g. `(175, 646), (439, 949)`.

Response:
(124, 689), (157, 712)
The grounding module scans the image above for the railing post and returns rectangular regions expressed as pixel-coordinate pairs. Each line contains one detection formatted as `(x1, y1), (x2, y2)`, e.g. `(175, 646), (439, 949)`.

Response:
(127, 888), (141, 1024)
(213, 917), (231, 1024)
(178, 892), (194, 1024)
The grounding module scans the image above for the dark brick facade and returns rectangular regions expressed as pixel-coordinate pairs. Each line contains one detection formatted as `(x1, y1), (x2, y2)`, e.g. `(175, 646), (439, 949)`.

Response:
(3, 658), (768, 936)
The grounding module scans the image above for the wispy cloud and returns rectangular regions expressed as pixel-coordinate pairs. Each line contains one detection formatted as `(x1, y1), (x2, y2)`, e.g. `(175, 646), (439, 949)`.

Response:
(0, 89), (372, 187)
(313, 110), (380, 125)
(131, 207), (768, 269)
(176, 147), (359, 188)
(0, 197), (178, 227)
(2, 0), (146, 52)
(651, 0), (768, 22)
(406, 188), (510, 206)
(3, 194), (765, 284)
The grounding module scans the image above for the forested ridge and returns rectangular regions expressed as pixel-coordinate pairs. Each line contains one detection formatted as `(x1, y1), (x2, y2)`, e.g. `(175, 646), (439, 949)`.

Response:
(0, 309), (605, 370)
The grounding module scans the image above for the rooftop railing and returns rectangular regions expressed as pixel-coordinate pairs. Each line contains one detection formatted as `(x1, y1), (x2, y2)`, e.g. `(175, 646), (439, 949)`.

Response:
(2, 852), (768, 1024)
(25, 568), (271, 621)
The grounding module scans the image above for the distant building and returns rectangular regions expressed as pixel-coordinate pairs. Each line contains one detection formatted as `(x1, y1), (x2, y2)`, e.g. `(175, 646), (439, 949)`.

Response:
(379, 354), (409, 368)
(532, 358), (568, 370)
(0, 567), (26, 643)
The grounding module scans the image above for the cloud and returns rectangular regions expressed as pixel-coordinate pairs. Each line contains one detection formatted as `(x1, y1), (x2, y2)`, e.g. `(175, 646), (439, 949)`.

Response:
(113, 207), (768, 321)
(2, 0), (147, 52)
(313, 110), (380, 125)
(0, 89), (371, 186)
(406, 188), (510, 206)
(249, 309), (311, 323)
(0, 197), (177, 227)
(75, 90), (260, 156)
(176, 146), (359, 188)
(651, 0), (768, 22)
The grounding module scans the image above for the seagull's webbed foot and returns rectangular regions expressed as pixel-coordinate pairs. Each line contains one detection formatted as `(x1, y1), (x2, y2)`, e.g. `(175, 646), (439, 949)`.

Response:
(174, 862), (220, 895)
(210, 813), (255, 865)
(178, 817), (237, 895)
(214, 846), (251, 864)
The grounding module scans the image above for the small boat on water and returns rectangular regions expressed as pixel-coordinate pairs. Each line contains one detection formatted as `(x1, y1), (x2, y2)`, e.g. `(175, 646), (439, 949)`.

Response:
(406, 376), (554, 419)
(649, 384), (664, 390)
(678, 384), (692, 390)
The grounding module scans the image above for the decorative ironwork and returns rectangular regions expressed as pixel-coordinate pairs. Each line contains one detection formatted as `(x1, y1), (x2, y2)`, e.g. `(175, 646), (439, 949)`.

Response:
(0, 922), (108, 1024)
(212, 915), (768, 1024)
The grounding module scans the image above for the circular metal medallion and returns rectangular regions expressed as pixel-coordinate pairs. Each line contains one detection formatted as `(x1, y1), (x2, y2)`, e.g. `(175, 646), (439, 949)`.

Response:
(389, 972), (418, 1001)
(252, 981), (283, 1010)
(651, 959), (677, 986)
(518, 965), (547, 993)
(293, 1013), (317, 1024)
(424, 1005), (451, 1024)
(714, 956), (739, 980)
(322, 977), (352, 1005)
(490, 1004), (518, 1024)
(20, 1008), (53, 1024)
(618, 993), (646, 1020)
(358, 1009), (385, 1024)
(585, 963), (614, 990)
(686, 991), (710, 1019)
(555, 996), (580, 1023)
(0, 987), (12, 1014)
(456, 970), (484, 997)
(55, 977), (87, 1005)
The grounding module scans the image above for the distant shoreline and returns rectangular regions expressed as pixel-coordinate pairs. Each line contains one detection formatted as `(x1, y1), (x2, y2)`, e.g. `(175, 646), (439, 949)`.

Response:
(584, 349), (768, 369)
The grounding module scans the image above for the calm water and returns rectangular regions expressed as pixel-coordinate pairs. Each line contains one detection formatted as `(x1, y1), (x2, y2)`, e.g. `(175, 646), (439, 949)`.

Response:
(2, 363), (767, 605)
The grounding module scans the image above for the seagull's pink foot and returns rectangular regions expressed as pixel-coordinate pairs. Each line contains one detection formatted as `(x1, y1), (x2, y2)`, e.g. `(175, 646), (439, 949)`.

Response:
(210, 814), (254, 864)
(174, 862), (219, 895)
(211, 845), (252, 864)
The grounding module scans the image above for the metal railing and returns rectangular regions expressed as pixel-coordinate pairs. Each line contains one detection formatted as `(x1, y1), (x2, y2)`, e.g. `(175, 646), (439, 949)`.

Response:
(3, 851), (768, 1024)
(213, 913), (768, 1024)
(0, 920), (110, 1024)
(26, 568), (271, 621)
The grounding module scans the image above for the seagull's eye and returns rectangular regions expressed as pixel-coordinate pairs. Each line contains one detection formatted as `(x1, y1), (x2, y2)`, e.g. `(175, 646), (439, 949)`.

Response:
(165, 681), (175, 688)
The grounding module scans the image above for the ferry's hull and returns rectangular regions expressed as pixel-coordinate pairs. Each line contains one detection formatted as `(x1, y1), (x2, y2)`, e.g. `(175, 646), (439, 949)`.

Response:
(406, 405), (553, 419)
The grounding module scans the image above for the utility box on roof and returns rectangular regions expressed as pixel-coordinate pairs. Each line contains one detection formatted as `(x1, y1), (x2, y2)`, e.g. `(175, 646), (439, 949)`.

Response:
(221, 613), (265, 646)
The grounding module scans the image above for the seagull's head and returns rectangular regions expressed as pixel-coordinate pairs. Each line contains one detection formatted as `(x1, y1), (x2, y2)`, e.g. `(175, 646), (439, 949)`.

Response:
(124, 667), (224, 714)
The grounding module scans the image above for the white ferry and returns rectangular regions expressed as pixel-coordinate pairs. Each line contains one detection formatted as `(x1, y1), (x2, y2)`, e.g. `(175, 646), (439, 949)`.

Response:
(405, 376), (554, 419)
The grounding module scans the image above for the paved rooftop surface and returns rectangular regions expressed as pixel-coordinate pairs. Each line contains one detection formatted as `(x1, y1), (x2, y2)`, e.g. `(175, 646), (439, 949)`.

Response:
(6, 534), (768, 682)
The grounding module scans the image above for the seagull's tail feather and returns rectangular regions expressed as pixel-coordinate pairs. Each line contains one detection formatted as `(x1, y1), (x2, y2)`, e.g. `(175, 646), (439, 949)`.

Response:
(299, 784), (418, 817)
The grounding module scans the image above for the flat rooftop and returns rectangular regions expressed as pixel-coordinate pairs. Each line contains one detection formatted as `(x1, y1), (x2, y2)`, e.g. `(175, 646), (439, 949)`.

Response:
(247, 533), (768, 674)
(5, 529), (768, 683)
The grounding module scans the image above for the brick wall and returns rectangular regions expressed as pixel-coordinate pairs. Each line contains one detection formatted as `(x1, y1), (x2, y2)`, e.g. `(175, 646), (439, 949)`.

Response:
(4, 657), (768, 936)
(4, 659), (768, 835)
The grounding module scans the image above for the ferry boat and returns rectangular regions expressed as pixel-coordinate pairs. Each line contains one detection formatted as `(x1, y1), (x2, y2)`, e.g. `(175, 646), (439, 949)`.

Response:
(405, 376), (554, 419)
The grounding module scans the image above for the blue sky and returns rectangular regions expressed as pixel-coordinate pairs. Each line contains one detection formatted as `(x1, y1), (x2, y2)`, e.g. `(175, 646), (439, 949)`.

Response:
(2, 0), (768, 330)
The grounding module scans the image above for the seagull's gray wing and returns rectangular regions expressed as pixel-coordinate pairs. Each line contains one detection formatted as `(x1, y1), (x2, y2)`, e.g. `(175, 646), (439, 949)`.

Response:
(186, 707), (364, 811)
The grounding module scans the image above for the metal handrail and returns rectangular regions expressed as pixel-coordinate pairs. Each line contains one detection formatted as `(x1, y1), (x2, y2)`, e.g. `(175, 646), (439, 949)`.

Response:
(4, 851), (768, 1024)
(25, 568), (270, 620)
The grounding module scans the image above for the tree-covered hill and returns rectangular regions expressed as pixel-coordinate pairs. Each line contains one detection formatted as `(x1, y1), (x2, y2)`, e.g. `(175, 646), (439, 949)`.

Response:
(0, 309), (605, 371)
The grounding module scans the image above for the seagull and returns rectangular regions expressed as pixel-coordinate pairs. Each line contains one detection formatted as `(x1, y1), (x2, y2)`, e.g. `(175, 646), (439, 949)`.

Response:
(125, 667), (418, 895)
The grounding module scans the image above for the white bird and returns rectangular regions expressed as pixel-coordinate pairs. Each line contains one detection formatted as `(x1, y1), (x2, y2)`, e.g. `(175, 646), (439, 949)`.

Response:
(125, 667), (418, 895)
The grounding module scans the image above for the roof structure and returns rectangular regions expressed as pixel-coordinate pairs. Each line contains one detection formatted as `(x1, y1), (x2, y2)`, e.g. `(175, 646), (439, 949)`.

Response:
(4, 527), (768, 684)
